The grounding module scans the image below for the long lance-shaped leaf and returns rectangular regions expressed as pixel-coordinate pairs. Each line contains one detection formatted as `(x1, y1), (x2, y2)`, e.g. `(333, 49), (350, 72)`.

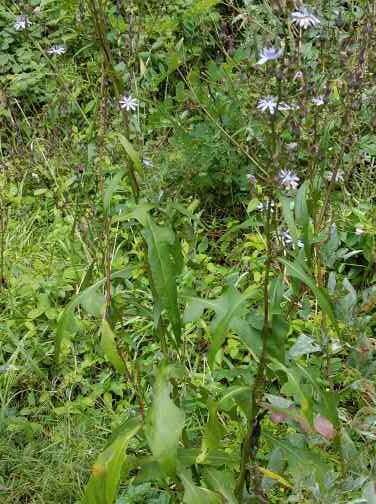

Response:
(145, 365), (185, 475)
(100, 320), (125, 374)
(279, 258), (338, 332)
(143, 215), (183, 345)
(116, 133), (144, 176)
(55, 267), (134, 363)
(81, 417), (141, 504)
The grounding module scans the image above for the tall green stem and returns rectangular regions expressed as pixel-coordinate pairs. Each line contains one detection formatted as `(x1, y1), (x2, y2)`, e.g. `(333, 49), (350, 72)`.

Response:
(235, 196), (272, 502)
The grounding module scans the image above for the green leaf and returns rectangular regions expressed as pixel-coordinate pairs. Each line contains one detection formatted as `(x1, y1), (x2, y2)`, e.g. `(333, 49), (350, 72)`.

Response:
(114, 202), (155, 226)
(196, 402), (224, 463)
(204, 468), (237, 504)
(82, 417), (141, 504)
(143, 216), (183, 345)
(179, 471), (222, 504)
(288, 334), (321, 359)
(184, 285), (258, 367)
(80, 288), (105, 318)
(177, 448), (237, 467)
(103, 172), (123, 212)
(145, 365), (185, 475)
(187, 0), (221, 16)
(116, 133), (144, 176)
(269, 276), (285, 315)
(295, 181), (311, 257)
(263, 433), (329, 489)
(55, 267), (134, 363)
(294, 181), (310, 228)
(230, 318), (262, 360)
(267, 316), (289, 363)
(100, 320), (125, 374)
(280, 196), (298, 241)
(363, 481), (376, 504)
(270, 358), (312, 420)
(279, 258), (338, 331)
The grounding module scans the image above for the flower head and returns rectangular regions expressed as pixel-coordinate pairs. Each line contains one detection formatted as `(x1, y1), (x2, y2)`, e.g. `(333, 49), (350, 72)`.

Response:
(312, 96), (325, 106)
(257, 46), (283, 65)
(47, 45), (66, 56)
(14, 15), (31, 31)
(355, 227), (364, 236)
(119, 95), (139, 112)
(278, 169), (300, 190)
(257, 96), (278, 114)
(291, 7), (321, 29)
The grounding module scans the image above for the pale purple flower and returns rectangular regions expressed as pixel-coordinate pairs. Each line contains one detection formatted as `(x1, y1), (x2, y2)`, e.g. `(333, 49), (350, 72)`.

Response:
(47, 45), (66, 56)
(312, 96), (325, 106)
(257, 96), (278, 114)
(119, 95), (139, 112)
(278, 169), (300, 190)
(257, 46), (283, 65)
(14, 15), (31, 31)
(291, 7), (321, 29)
